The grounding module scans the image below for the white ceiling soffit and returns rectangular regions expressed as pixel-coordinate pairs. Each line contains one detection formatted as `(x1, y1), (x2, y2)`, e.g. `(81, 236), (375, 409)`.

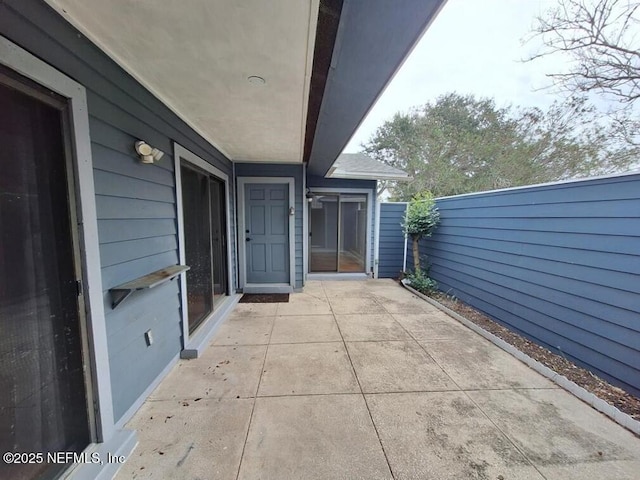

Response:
(46, 0), (319, 163)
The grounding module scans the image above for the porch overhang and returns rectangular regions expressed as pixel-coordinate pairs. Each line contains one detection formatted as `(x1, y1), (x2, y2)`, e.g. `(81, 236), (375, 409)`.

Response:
(306, 0), (447, 177)
(327, 153), (413, 182)
(44, 0), (446, 169)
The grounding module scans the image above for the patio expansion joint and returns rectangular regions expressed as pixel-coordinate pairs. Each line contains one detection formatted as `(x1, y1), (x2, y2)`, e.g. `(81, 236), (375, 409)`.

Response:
(323, 282), (398, 480)
(461, 391), (550, 480)
(389, 292), (551, 479)
(403, 282), (640, 436)
(268, 340), (344, 346)
(234, 313), (276, 480)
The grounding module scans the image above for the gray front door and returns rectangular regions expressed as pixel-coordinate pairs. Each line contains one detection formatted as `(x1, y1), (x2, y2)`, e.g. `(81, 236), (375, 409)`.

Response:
(245, 183), (290, 284)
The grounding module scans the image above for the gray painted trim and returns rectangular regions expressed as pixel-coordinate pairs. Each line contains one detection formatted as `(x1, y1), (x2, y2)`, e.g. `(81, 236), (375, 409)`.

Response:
(180, 293), (242, 359)
(401, 280), (640, 436)
(237, 177), (296, 291)
(173, 142), (234, 347)
(374, 199), (381, 278)
(243, 284), (294, 294)
(69, 428), (138, 480)
(307, 187), (374, 274)
(232, 161), (239, 291)
(302, 163), (309, 283)
(0, 35), (116, 441)
(307, 273), (369, 281)
(401, 204), (409, 273)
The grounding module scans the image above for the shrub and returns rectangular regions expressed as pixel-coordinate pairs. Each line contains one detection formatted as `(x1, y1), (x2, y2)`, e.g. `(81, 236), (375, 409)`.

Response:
(406, 269), (438, 295)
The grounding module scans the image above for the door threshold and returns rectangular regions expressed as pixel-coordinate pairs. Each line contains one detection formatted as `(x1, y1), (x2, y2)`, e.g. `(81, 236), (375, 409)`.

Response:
(242, 284), (293, 294)
(307, 273), (370, 281)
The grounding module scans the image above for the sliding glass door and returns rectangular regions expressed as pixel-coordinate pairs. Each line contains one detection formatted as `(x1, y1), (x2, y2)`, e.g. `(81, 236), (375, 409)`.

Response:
(309, 193), (367, 273)
(1, 65), (91, 480)
(180, 162), (228, 334)
(339, 194), (367, 272)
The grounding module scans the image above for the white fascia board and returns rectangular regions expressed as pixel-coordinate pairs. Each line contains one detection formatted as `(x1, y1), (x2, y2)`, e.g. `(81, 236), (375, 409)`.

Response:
(328, 171), (413, 182)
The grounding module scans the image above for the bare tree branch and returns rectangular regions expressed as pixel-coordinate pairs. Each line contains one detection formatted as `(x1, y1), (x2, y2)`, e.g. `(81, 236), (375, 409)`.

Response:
(527, 0), (640, 107)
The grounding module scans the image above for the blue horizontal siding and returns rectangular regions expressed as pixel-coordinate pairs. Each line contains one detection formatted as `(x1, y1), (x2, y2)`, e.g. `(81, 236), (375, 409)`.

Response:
(1, 0), (235, 422)
(421, 173), (640, 396)
(377, 203), (407, 278)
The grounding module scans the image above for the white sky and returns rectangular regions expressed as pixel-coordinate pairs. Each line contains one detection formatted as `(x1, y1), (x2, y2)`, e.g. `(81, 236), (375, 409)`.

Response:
(344, 0), (572, 152)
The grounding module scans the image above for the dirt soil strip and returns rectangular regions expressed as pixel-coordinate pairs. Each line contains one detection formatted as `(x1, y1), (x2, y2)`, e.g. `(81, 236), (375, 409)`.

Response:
(400, 281), (640, 435)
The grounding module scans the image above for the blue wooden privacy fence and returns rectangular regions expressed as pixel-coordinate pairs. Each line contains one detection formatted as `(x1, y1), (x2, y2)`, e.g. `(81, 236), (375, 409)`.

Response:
(376, 173), (640, 397)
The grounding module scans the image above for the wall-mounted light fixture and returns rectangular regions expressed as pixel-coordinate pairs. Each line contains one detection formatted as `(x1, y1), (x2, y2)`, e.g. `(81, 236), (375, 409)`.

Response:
(135, 140), (164, 164)
(305, 188), (314, 203)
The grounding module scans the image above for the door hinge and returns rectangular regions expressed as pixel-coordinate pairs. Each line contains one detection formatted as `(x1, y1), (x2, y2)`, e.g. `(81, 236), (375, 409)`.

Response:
(76, 280), (83, 296)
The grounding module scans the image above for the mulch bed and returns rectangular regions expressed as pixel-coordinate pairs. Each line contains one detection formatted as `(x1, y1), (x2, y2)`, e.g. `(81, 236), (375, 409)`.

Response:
(428, 292), (640, 422)
(239, 293), (289, 303)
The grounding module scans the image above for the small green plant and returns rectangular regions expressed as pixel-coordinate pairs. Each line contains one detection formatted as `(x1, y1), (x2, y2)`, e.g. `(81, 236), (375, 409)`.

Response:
(406, 269), (438, 295)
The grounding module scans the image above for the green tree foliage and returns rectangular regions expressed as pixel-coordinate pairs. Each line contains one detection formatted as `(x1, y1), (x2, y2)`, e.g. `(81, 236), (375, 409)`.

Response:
(364, 93), (638, 200)
(402, 192), (440, 272)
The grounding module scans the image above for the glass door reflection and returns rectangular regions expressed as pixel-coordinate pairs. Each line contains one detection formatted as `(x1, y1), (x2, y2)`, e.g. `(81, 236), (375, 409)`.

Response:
(309, 193), (367, 273)
(338, 194), (367, 272)
(309, 194), (339, 272)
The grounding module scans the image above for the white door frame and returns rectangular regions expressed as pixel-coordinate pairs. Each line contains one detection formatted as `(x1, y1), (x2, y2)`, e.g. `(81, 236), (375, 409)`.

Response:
(374, 199), (381, 278)
(0, 35), (137, 473)
(237, 177), (296, 293)
(174, 143), (237, 354)
(306, 187), (374, 275)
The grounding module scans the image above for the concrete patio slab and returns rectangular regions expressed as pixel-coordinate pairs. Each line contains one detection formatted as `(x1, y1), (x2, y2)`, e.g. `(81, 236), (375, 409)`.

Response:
(238, 395), (392, 480)
(335, 313), (411, 341)
(298, 281), (327, 299)
(379, 296), (436, 314)
(258, 342), (359, 396)
(367, 392), (545, 480)
(420, 337), (558, 390)
(392, 313), (477, 341)
(468, 388), (640, 479)
(270, 314), (341, 343)
(346, 340), (458, 393)
(231, 302), (279, 317)
(275, 293), (332, 316)
(115, 398), (253, 480)
(211, 316), (274, 345)
(369, 285), (441, 312)
(120, 280), (640, 480)
(321, 281), (373, 298)
(149, 345), (266, 401)
(328, 296), (383, 314)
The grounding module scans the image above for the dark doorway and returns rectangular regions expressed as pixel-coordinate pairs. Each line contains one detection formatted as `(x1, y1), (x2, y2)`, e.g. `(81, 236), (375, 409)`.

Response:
(0, 66), (92, 479)
(180, 162), (229, 334)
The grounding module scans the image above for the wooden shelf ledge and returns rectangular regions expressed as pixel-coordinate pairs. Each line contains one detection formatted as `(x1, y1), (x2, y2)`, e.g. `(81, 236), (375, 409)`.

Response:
(109, 265), (189, 309)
